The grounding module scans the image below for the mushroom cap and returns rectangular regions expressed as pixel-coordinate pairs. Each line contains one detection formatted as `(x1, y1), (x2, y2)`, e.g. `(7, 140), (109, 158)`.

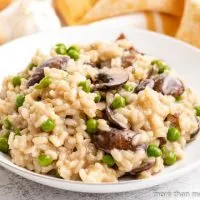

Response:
(106, 106), (128, 129)
(166, 114), (180, 128)
(27, 56), (68, 87)
(92, 127), (145, 153)
(158, 137), (167, 146)
(116, 33), (126, 41)
(135, 79), (155, 93)
(153, 75), (185, 98)
(130, 159), (156, 176)
(121, 54), (136, 68)
(94, 68), (129, 90)
(135, 75), (185, 98)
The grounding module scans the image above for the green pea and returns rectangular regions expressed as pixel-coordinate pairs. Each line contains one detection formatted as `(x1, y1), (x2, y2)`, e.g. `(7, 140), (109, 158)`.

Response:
(163, 151), (177, 166)
(38, 154), (53, 167)
(111, 96), (126, 109)
(28, 63), (37, 70)
(94, 92), (101, 103)
(16, 95), (25, 108)
(147, 144), (162, 157)
(86, 119), (98, 134)
(175, 96), (182, 102)
(14, 128), (21, 136)
(0, 136), (9, 153)
(3, 118), (11, 130)
(40, 119), (55, 132)
(67, 49), (80, 61)
(67, 45), (80, 53)
(167, 127), (180, 141)
(161, 146), (168, 154)
(55, 43), (67, 55)
(12, 76), (21, 87)
(102, 155), (115, 167)
(194, 106), (200, 116)
(2, 132), (10, 139)
(56, 43), (65, 47)
(86, 74), (91, 80)
(78, 81), (91, 93)
(151, 60), (169, 74)
(123, 84), (134, 92)
(35, 76), (52, 89)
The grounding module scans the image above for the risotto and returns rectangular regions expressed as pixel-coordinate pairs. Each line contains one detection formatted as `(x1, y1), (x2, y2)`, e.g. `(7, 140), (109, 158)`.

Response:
(0, 34), (199, 183)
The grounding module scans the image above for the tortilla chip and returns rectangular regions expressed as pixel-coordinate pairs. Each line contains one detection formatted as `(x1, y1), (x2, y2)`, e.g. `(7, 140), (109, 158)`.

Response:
(157, 13), (180, 36)
(79, 0), (184, 24)
(91, 12), (180, 37)
(54, 0), (97, 25)
(144, 12), (180, 36)
(176, 0), (200, 47)
(0, 0), (12, 10)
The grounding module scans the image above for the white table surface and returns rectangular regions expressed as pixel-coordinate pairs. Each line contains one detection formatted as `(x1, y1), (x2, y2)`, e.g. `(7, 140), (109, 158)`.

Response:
(0, 166), (200, 200)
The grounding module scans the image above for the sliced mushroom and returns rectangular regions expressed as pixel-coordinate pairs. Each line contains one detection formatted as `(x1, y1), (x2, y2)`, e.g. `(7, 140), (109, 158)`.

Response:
(121, 55), (136, 68)
(135, 79), (155, 93)
(96, 60), (111, 69)
(129, 46), (144, 55)
(92, 127), (144, 153)
(158, 137), (167, 146)
(116, 33), (126, 41)
(130, 159), (156, 176)
(27, 57), (68, 87)
(84, 62), (97, 68)
(106, 106), (128, 129)
(129, 46), (136, 53)
(147, 67), (157, 79)
(153, 75), (185, 98)
(93, 68), (129, 90)
(166, 114), (179, 127)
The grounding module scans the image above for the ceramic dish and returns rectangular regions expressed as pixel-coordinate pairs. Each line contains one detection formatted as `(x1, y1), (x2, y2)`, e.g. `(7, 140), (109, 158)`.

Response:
(0, 26), (200, 193)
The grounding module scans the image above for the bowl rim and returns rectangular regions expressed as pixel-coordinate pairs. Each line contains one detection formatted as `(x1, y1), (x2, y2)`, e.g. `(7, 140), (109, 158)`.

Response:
(0, 26), (200, 191)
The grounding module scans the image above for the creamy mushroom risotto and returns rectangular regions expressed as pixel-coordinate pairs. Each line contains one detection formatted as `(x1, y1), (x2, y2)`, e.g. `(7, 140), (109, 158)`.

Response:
(0, 34), (199, 183)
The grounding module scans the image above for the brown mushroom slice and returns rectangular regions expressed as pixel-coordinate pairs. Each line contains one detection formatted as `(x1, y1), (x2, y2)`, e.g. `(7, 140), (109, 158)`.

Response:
(96, 60), (111, 69)
(147, 67), (157, 79)
(153, 75), (185, 98)
(106, 106), (128, 129)
(92, 127), (144, 153)
(166, 114), (180, 129)
(116, 33), (126, 41)
(158, 137), (167, 146)
(121, 54), (136, 68)
(84, 62), (97, 68)
(27, 57), (68, 87)
(166, 114), (179, 125)
(130, 159), (156, 176)
(135, 79), (155, 93)
(94, 68), (129, 90)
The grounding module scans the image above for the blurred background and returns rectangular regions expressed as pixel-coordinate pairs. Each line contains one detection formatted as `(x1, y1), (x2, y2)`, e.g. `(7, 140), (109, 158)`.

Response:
(0, 0), (199, 47)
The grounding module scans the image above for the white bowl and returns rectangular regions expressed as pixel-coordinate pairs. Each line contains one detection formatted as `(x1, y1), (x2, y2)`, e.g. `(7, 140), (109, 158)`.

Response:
(0, 26), (200, 193)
